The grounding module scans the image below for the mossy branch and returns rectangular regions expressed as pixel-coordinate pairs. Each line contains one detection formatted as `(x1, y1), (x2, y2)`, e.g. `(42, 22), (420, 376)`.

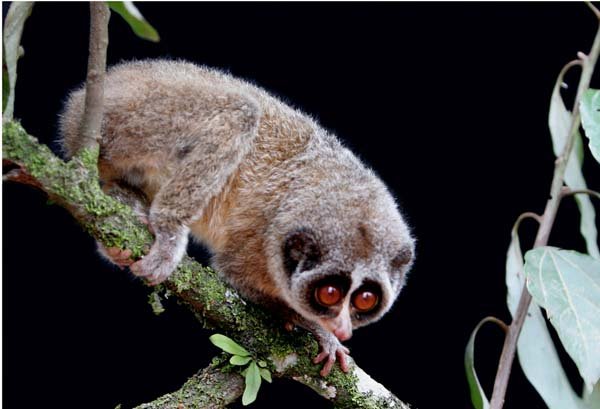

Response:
(135, 357), (245, 409)
(3, 120), (410, 409)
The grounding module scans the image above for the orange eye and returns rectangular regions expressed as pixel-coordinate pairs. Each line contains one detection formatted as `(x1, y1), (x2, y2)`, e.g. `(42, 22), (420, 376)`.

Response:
(315, 285), (342, 307)
(353, 291), (378, 312)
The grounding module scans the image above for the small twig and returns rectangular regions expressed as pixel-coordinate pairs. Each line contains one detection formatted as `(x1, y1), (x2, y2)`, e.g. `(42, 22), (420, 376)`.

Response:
(489, 22), (600, 409)
(78, 2), (110, 153)
(560, 187), (600, 200)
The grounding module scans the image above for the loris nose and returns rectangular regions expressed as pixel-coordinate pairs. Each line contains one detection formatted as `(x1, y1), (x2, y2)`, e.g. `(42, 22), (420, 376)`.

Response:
(334, 328), (352, 341)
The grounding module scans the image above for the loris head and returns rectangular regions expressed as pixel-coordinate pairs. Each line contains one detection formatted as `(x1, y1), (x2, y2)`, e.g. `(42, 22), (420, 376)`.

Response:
(267, 174), (415, 342)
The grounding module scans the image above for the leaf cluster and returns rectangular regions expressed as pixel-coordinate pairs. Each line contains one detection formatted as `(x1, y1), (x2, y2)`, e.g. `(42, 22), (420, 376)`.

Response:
(209, 334), (273, 406)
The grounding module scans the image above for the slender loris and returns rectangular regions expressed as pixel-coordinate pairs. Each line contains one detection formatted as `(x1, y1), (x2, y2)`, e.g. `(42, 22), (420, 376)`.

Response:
(60, 60), (415, 376)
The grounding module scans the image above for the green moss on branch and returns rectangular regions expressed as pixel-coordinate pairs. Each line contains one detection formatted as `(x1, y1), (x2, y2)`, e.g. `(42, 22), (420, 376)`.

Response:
(3, 120), (151, 256)
(3, 121), (410, 409)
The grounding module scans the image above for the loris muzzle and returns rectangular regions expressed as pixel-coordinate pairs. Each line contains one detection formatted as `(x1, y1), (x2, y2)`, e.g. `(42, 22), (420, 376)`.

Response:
(60, 60), (415, 376)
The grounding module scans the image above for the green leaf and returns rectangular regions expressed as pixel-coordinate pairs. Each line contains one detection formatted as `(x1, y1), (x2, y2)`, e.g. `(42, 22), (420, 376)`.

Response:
(242, 361), (261, 406)
(257, 360), (267, 368)
(580, 89), (600, 164)
(549, 80), (599, 259)
(505, 235), (586, 409)
(524, 247), (600, 389)
(107, 2), (160, 42)
(2, 2), (33, 120)
(465, 317), (500, 409)
(209, 334), (250, 357)
(259, 368), (272, 383)
(230, 355), (252, 366)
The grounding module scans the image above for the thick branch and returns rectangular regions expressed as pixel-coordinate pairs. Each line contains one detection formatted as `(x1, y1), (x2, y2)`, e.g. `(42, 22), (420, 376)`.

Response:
(489, 23), (600, 409)
(2, 121), (410, 409)
(79, 3), (110, 153)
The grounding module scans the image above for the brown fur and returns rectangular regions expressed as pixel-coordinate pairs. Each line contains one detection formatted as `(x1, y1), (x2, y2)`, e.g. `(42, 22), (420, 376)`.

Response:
(59, 59), (415, 376)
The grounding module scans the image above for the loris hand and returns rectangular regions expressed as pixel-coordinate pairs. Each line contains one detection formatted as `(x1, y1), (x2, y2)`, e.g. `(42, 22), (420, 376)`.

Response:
(313, 330), (350, 377)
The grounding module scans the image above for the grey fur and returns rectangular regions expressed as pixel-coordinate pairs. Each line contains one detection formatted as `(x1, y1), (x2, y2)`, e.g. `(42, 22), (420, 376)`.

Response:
(60, 59), (415, 376)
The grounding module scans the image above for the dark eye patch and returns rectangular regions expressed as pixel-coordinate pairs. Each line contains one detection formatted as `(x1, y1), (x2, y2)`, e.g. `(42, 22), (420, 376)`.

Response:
(306, 273), (351, 316)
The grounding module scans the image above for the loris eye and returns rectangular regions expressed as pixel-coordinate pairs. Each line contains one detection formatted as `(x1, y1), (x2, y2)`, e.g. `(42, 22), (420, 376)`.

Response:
(352, 290), (379, 312)
(315, 285), (342, 307)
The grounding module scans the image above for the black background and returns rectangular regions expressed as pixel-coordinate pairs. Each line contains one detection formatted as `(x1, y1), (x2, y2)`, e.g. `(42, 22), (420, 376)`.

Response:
(3, 2), (600, 409)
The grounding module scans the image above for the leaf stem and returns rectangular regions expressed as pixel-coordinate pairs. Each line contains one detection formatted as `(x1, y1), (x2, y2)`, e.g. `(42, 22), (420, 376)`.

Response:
(560, 187), (600, 200)
(512, 212), (542, 233)
(586, 1), (600, 20)
(485, 316), (510, 333)
(489, 22), (600, 409)
(557, 60), (584, 90)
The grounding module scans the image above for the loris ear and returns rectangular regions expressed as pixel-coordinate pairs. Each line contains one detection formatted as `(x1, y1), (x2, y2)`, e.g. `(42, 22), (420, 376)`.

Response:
(391, 245), (414, 270)
(283, 228), (321, 275)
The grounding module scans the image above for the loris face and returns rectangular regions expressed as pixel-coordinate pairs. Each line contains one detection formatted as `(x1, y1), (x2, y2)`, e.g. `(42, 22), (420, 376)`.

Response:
(281, 227), (414, 341)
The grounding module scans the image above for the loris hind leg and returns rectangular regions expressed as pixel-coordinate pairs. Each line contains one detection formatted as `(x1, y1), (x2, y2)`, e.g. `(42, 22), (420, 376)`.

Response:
(103, 179), (151, 223)
(97, 180), (150, 268)
(130, 93), (260, 285)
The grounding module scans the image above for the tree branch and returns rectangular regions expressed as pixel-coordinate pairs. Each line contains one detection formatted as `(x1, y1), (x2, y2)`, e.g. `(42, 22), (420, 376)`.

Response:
(79, 2), (110, 153)
(135, 357), (245, 409)
(3, 120), (410, 408)
(489, 22), (600, 409)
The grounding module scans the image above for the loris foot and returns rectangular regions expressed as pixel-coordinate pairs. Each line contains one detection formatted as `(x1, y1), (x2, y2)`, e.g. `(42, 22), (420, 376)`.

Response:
(97, 244), (134, 269)
(313, 332), (350, 377)
(129, 247), (178, 286)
